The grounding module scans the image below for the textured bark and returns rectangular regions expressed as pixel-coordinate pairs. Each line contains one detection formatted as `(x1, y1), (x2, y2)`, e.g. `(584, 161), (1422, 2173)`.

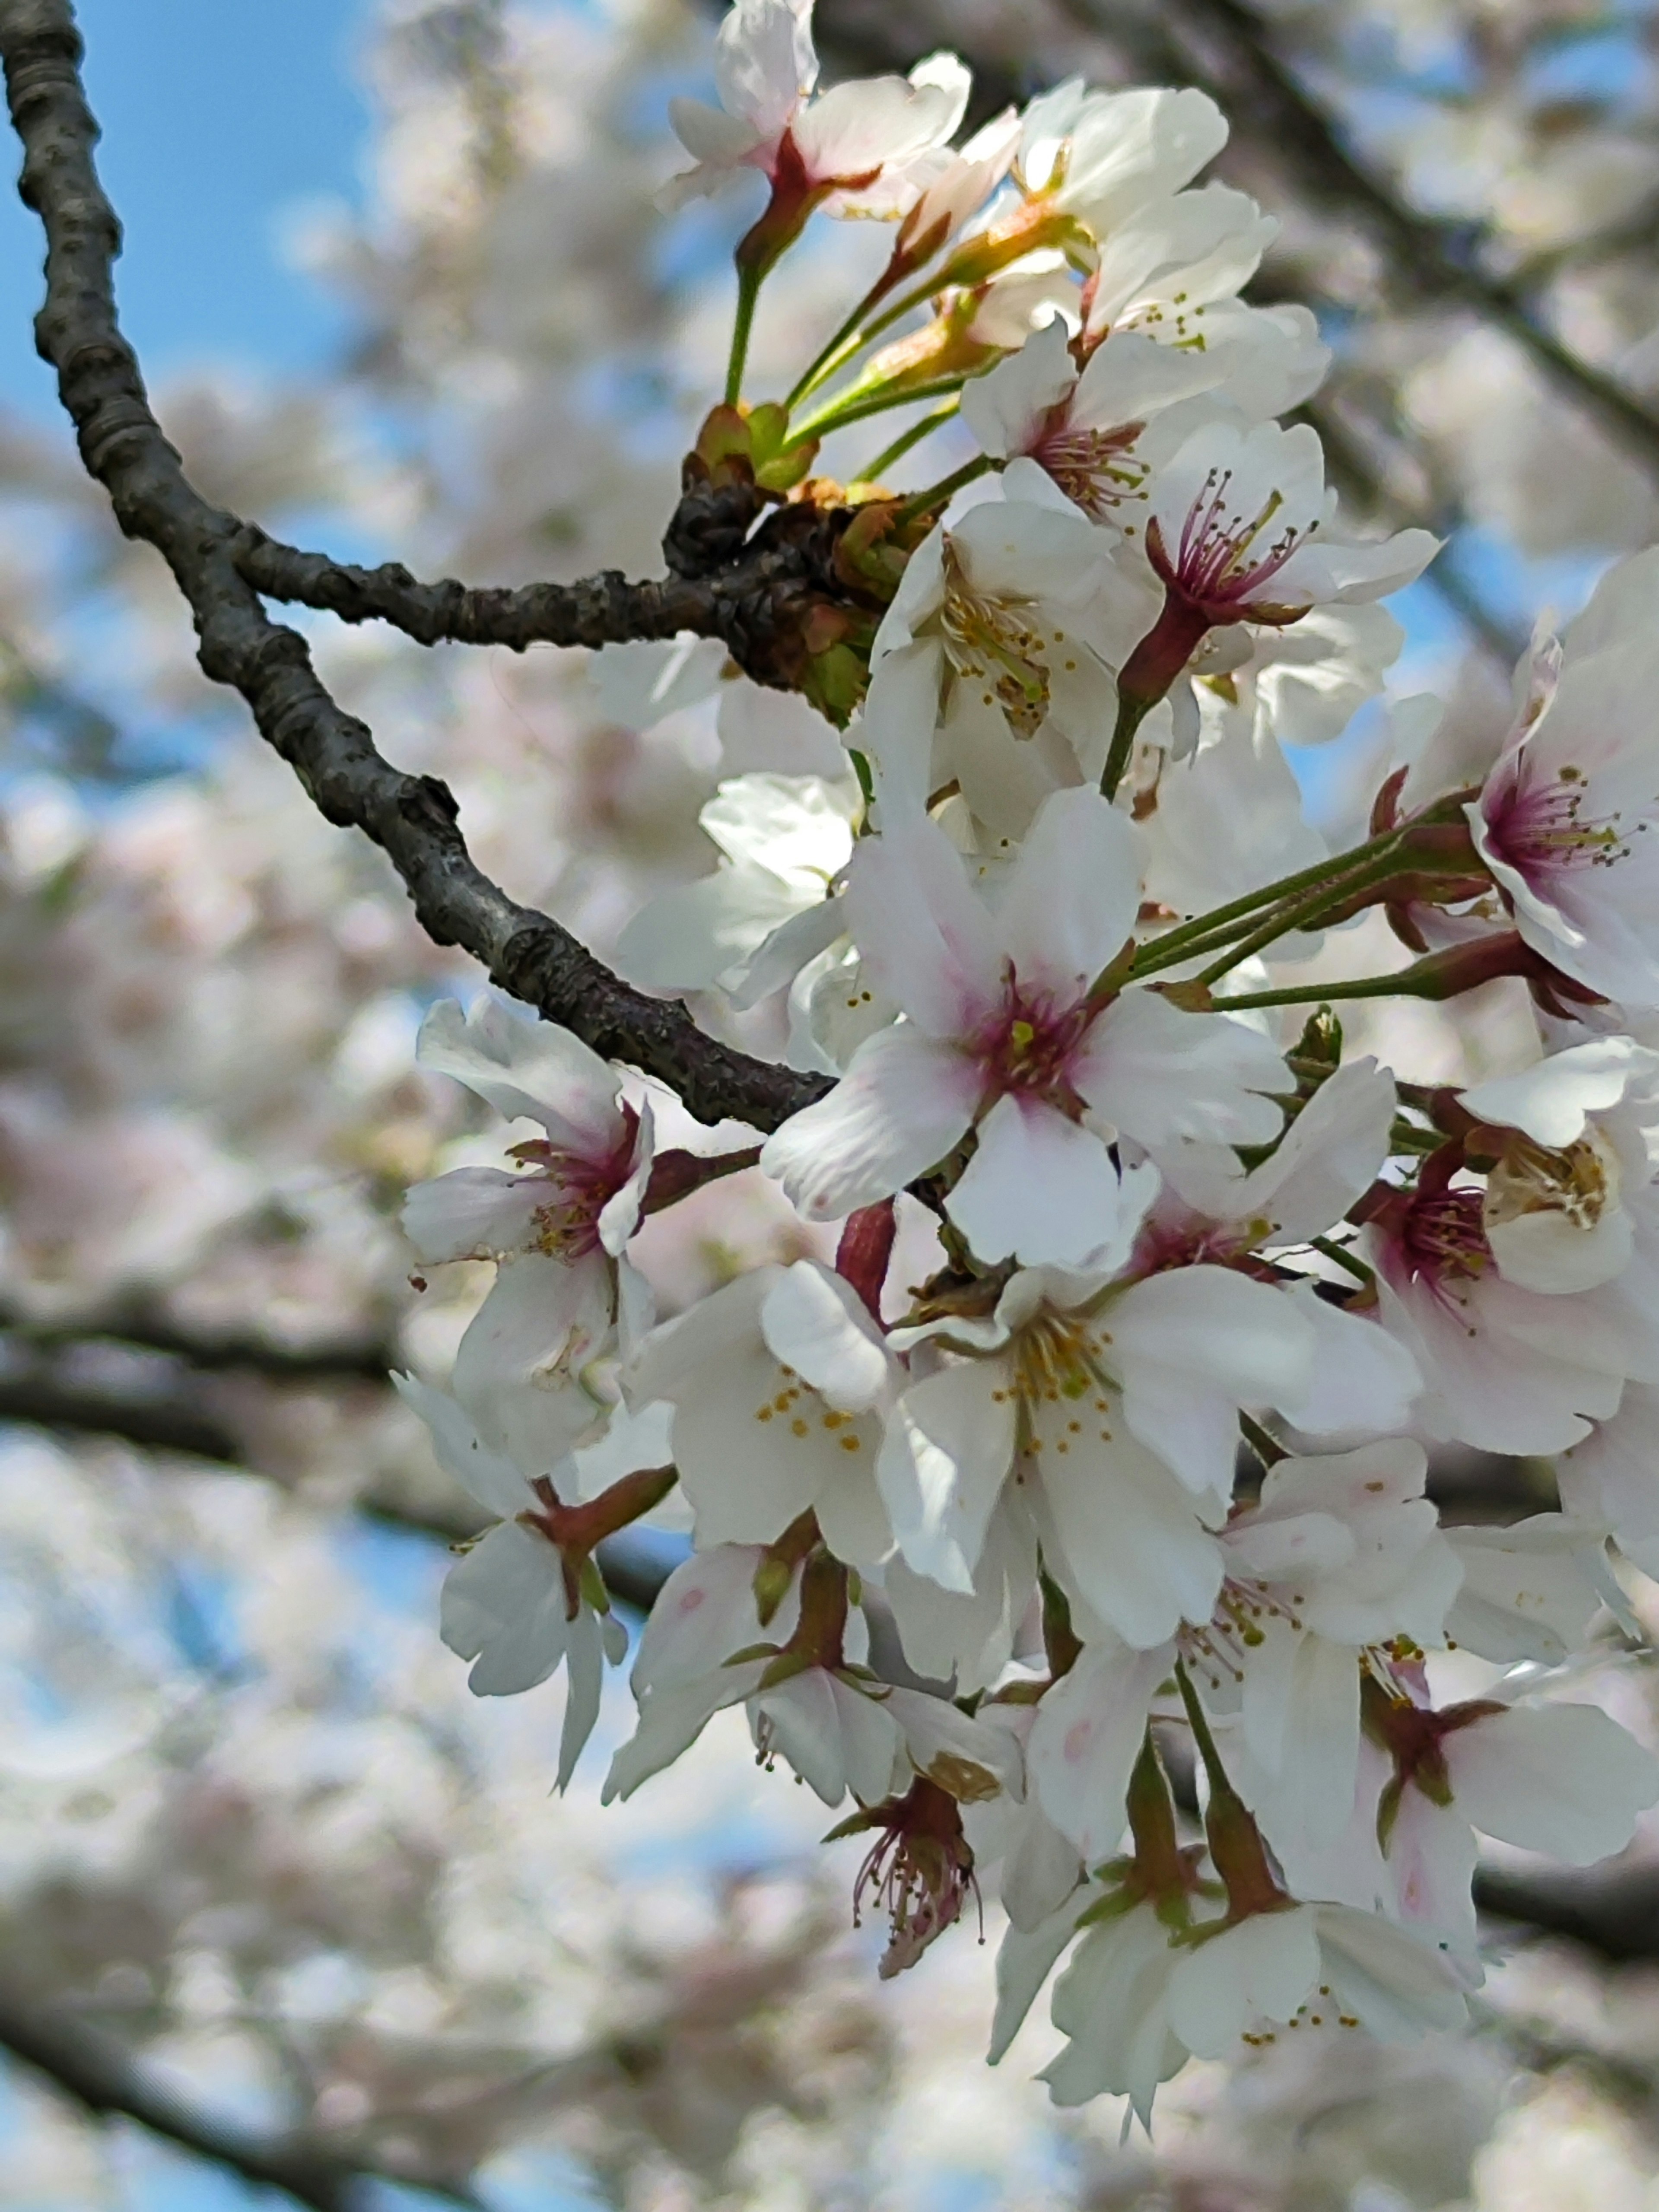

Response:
(0, 0), (828, 1134)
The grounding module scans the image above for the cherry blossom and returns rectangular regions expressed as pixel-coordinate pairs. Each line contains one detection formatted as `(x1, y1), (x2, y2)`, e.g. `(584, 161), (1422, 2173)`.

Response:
(394, 1374), (642, 1786)
(1467, 561), (1659, 1007)
(404, 998), (655, 1469)
(760, 788), (1288, 1266)
(616, 772), (857, 1001)
(961, 314), (1229, 523)
(878, 1259), (1314, 1638)
(661, 0), (969, 221)
(624, 1257), (898, 1567)
(856, 501), (1156, 834)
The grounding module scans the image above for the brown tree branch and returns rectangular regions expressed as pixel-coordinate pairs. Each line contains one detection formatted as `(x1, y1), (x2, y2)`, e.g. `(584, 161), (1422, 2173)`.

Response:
(0, 1977), (486, 2212)
(0, 0), (827, 1136)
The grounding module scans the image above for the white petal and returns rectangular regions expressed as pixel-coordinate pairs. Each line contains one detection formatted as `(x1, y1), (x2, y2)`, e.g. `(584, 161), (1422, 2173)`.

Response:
(1274, 1285), (1423, 1436)
(989, 1892), (1089, 2064)
(392, 1371), (534, 1520)
(401, 1167), (546, 1265)
(440, 1521), (569, 1696)
(960, 315), (1077, 458)
(947, 1094), (1130, 1269)
(760, 1260), (894, 1411)
(843, 813), (1003, 1038)
(760, 1022), (981, 1223)
(1167, 1907), (1319, 2057)
(994, 786), (1141, 998)
(451, 1252), (618, 1470)
(877, 1361), (1018, 1594)
(1039, 1432), (1225, 1648)
(1311, 1905), (1469, 2043)
(602, 1659), (766, 1802)
(1446, 1701), (1659, 1863)
(589, 633), (726, 729)
(632, 1543), (788, 1696)
(1109, 1268), (1313, 1496)
(556, 1604), (609, 1790)
(1075, 989), (1286, 1150)
(1443, 1519), (1602, 1666)
(1462, 1036), (1659, 1149)
(417, 998), (622, 1156)
(1027, 1641), (1171, 1861)
(615, 866), (807, 993)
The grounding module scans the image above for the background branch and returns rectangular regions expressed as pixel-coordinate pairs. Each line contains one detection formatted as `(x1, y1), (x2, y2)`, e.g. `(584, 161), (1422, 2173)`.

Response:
(0, 1979), (486, 2212)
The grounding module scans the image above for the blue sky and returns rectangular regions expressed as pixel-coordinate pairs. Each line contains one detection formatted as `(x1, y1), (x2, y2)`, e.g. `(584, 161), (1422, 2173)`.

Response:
(0, 0), (374, 419)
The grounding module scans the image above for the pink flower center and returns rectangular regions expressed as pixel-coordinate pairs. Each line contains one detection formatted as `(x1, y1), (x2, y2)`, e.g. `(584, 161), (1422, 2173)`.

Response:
(1033, 409), (1149, 521)
(1482, 758), (1637, 884)
(1390, 1185), (1492, 1303)
(1149, 467), (1312, 620)
(969, 971), (1096, 1116)
(510, 1103), (640, 1261)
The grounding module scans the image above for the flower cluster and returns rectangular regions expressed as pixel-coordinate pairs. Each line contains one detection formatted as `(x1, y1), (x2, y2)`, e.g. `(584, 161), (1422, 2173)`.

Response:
(399, 0), (1659, 2126)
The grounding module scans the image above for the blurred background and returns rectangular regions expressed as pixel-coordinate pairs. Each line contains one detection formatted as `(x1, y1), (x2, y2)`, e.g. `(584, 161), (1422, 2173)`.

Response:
(1, 1), (1659, 2205)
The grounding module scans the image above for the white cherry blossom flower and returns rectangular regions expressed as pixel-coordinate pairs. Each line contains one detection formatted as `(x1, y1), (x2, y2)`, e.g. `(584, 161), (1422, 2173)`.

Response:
(606, 1547), (1015, 1813)
(1127, 1060), (1424, 1438)
(1460, 1035), (1659, 1294)
(1028, 1441), (1457, 1862)
(1081, 185), (1328, 419)
(1442, 1514), (1611, 1666)
(662, 0), (968, 218)
(857, 502), (1157, 835)
(961, 315), (1230, 524)
(1039, 1898), (1189, 2121)
(616, 772), (857, 1001)
(879, 1259), (1316, 1645)
(393, 1375), (634, 1787)
(1364, 1161), (1634, 1456)
(1163, 1901), (1469, 2061)
(760, 788), (1288, 1267)
(1467, 557), (1659, 1007)
(1015, 82), (1229, 242)
(1143, 420), (1439, 626)
(1376, 1694), (1658, 1955)
(405, 997), (655, 1469)
(625, 1258), (898, 1568)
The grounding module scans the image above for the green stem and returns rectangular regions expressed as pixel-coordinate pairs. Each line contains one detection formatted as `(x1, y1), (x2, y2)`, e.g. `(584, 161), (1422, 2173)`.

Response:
(1206, 971), (1424, 1012)
(1130, 827), (1407, 979)
(855, 398), (962, 486)
(785, 268), (907, 411)
(1100, 692), (1153, 803)
(1310, 1235), (1375, 1284)
(1175, 1658), (1286, 1919)
(892, 452), (995, 527)
(725, 263), (763, 407)
(1191, 850), (1405, 988)
(1174, 1657), (1231, 1800)
(789, 374), (968, 445)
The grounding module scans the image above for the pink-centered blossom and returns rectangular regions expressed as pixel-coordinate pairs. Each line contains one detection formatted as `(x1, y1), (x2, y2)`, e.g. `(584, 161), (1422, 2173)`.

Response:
(661, 0), (969, 218)
(1467, 591), (1659, 1007)
(404, 997), (655, 1469)
(760, 787), (1288, 1268)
